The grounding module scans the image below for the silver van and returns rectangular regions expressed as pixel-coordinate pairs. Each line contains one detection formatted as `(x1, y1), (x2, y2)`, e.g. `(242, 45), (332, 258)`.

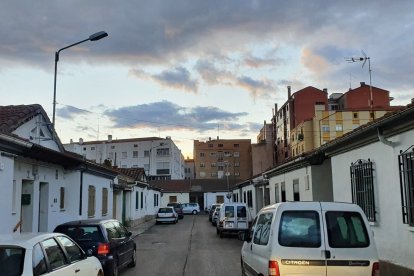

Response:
(216, 202), (252, 238)
(240, 201), (379, 276)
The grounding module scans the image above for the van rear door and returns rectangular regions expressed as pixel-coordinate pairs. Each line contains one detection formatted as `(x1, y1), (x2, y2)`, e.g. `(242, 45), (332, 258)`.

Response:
(223, 205), (236, 229)
(321, 202), (378, 276)
(276, 202), (327, 275)
(235, 205), (248, 230)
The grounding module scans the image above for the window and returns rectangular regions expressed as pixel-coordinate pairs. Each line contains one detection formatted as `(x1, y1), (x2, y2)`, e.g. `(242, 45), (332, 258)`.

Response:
(83, 147), (86, 151)
(156, 162), (170, 174)
(102, 188), (108, 215)
(370, 112), (375, 119)
(110, 145), (115, 149)
(275, 184), (279, 203)
(200, 163), (205, 167)
(399, 148), (414, 226)
(234, 144), (239, 148)
(33, 243), (47, 275)
(350, 159), (376, 222)
(224, 206), (235, 218)
(121, 152), (127, 159)
(281, 182), (286, 202)
(211, 172), (217, 177)
(156, 148), (169, 156)
(326, 211), (369, 248)
(135, 192), (139, 210)
(293, 179), (300, 201)
(199, 152), (205, 157)
(247, 190), (253, 207)
(133, 144), (138, 148)
(88, 186), (96, 217)
(321, 125), (330, 132)
(243, 191), (246, 203)
(56, 236), (83, 263)
(279, 211), (321, 248)
(12, 180), (17, 213)
(60, 187), (65, 210)
(211, 163), (216, 167)
(253, 212), (273, 245)
(353, 112), (359, 119)
(208, 144), (213, 147)
(224, 151), (232, 157)
(169, 196), (177, 203)
(91, 147), (95, 151)
(234, 162), (240, 167)
(200, 172), (206, 177)
(235, 172), (240, 176)
(336, 124), (343, 131)
(144, 150), (150, 157)
(154, 194), (159, 206)
(42, 238), (66, 270)
(234, 151), (240, 157)
(218, 144), (223, 147)
(216, 195), (224, 203)
(140, 192), (144, 209)
(133, 151), (138, 158)
(210, 152), (216, 157)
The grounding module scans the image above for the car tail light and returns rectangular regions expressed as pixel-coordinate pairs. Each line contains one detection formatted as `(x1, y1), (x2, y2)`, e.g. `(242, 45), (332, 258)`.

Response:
(269, 260), (280, 276)
(372, 262), (380, 276)
(219, 220), (223, 227)
(97, 243), (109, 255)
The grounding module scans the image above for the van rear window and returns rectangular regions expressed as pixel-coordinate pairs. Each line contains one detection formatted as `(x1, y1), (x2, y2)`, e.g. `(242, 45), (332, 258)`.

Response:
(278, 211), (321, 248)
(326, 211), (369, 248)
(225, 206), (235, 218)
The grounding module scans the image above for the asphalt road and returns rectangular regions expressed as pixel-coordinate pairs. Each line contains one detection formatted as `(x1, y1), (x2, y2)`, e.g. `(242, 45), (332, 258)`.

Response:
(121, 214), (244, 276)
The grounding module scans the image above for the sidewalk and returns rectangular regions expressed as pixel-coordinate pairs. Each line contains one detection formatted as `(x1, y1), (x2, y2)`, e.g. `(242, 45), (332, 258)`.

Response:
(128, 218), (156, 238)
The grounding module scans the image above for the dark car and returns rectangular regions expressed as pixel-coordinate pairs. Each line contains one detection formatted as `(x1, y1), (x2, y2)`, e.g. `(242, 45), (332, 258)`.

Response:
(167, 202), (184, 219)
(54, 219), (136, 276)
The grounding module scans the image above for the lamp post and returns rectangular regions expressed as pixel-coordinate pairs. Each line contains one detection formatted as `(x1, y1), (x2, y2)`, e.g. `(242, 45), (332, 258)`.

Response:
(224, 161), (232, 200)
(52, 31), (108, 129)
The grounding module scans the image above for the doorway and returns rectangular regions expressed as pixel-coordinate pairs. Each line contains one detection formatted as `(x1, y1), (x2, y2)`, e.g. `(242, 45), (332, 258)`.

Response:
(38, 182), (49, 232)
(21, 180), (34, 232)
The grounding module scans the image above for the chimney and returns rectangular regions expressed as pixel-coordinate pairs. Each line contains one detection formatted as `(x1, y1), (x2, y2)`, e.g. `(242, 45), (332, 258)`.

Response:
(217, 136), (219, 140)
(108, 135), (112, 142)
(70, 139), (73, 143)
(209, 137), (211, 141)
(323, 88), (328, 94)
(79, 138), (83, 145)
(360, 82), (365, 86)
(287, 86), (291, 98)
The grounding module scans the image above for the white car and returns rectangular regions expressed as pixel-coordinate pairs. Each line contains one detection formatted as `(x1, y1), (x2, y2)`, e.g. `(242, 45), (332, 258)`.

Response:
(182, 203), (201, 214)
(156, 207), (179, 224)
(0, 232), (103, 276)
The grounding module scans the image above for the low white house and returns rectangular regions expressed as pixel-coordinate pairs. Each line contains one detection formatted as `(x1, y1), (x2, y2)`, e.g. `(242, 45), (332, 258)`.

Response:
(323, 104), (414, 274)
(150, 180), (191, 207)
(0, 105), (119, 234)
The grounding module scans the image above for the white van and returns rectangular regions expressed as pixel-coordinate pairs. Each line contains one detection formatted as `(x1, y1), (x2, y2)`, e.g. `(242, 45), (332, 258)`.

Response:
(216, 202), (252, 238)
(240, 201), (379, 276)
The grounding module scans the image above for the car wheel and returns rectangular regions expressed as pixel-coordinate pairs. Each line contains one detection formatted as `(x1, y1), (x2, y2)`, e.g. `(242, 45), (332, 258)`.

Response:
(219, 231), (224, 238)
(128, 248), (137, 267)
(192, 210), (197, 215)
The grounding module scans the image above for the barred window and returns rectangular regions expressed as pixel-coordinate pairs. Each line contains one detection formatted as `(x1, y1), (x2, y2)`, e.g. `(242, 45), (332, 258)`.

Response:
(350, 159), (376, 222)
(398, 147), (414, 226)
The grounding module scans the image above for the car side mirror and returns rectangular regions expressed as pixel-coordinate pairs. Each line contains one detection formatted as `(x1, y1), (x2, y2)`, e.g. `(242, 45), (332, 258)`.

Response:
(127, 231), (132, 237)
(86, 249), (93, 257)
(238, 231), (251, 242)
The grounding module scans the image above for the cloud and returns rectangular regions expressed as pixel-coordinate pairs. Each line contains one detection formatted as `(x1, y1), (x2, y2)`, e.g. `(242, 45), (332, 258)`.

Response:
(103, 100), (249, 132)
(130, 66), (198, 93)
(243, 54), (284, 68)
(57, 105), (91, 119)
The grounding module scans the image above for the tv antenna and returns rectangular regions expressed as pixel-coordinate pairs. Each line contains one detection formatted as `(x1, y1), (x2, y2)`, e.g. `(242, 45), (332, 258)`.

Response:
(345, 51), (373, 110)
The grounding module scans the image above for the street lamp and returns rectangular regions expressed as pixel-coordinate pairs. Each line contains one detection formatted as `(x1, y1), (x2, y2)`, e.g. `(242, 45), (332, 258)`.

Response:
(52, 31), (108, 129)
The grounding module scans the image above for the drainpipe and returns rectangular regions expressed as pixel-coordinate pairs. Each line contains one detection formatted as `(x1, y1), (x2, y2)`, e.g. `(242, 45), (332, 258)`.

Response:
(79, 170), (84, 216)
(377, 128), (396, 147)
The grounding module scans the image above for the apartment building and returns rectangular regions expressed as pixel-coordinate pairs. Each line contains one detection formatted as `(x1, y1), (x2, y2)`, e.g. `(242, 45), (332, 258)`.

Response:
(64, 136), (185, 181)
(193, 138), (252, 181)
(290, 83), (402, 158)
(184, 158), (195, 179)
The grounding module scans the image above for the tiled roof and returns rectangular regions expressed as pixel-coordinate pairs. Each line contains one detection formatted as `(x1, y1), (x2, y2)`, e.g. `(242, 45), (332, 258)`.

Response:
(150, 180), (192, 192)
(149, 179), (238, 193)
(0, 104), (45, 133)
(116, 167), (146, 181)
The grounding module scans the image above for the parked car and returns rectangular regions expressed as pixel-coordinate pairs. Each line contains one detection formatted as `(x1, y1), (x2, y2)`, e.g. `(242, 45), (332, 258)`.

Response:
(211, 206), (221, 226)
(240, 201), (379, 276)
(208, 203), (222, 222)
(0, 232), (103, 276)
(156, 207), (179, 224)
(182, 203), (201, 214)
(54, 219), (136, 276)
(216, 202), (252, 238)
(167, 202), (184, 219)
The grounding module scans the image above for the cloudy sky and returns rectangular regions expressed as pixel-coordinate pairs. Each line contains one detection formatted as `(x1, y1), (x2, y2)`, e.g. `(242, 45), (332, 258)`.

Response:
(1, 1), (413, 157)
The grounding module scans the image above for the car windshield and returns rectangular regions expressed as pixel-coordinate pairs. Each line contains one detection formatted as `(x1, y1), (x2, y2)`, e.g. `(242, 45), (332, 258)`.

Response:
(0, 247), (25, 276)
(55, 226), (104, 242)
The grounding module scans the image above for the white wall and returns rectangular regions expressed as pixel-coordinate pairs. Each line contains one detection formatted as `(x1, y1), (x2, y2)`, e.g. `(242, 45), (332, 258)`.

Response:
(330, 128), (414, 270)
(160, 192), (189, 207)
(204, 192), (232, 210)
(0, 155), (18, 234)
